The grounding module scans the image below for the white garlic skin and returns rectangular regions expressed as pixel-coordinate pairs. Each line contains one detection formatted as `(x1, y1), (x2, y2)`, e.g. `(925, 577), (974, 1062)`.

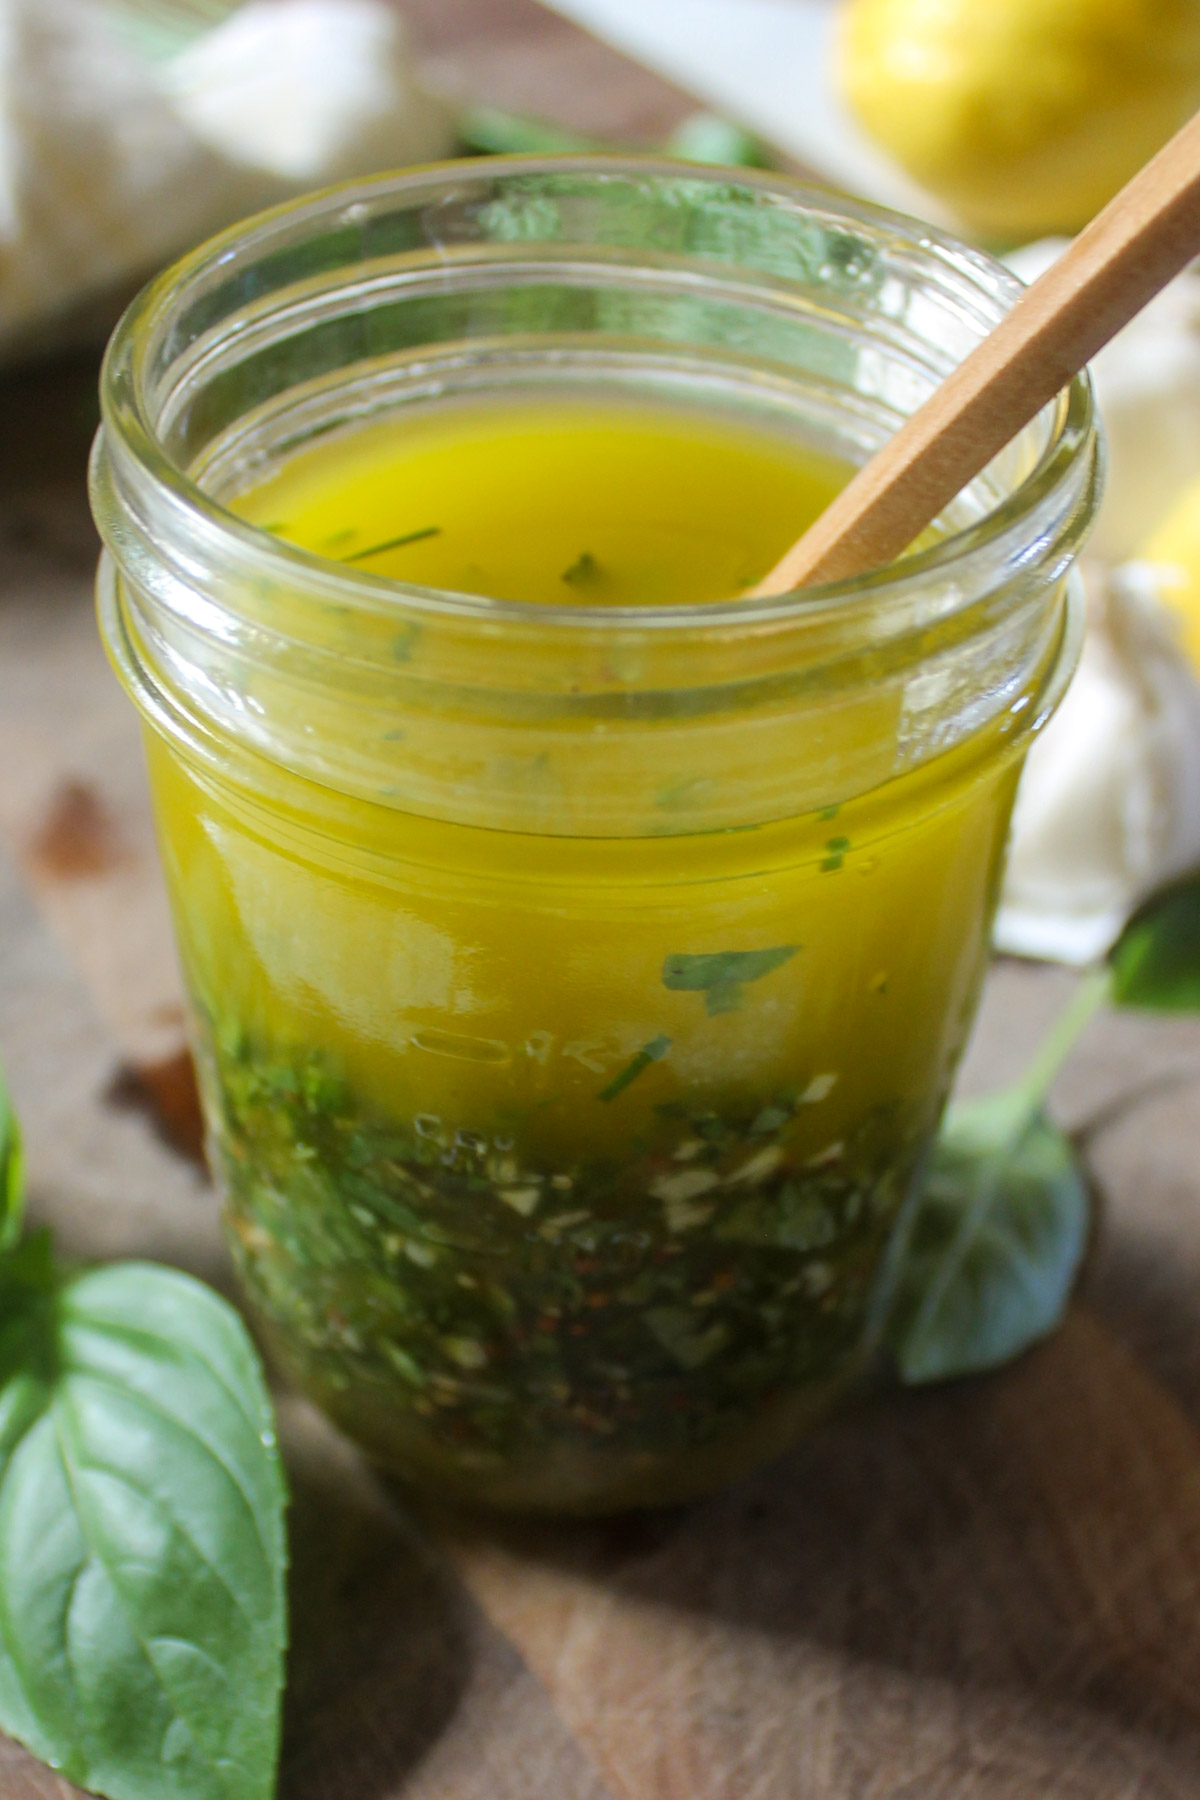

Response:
(0, 0), (239, 345)
(163, 0), (454, 189)
(0, 0), (453, 363)
(996, 566), (1200, 965)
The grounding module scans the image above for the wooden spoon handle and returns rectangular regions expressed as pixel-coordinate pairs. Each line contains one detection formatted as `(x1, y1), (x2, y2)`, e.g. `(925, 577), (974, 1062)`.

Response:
(757, 107), (1200, 595)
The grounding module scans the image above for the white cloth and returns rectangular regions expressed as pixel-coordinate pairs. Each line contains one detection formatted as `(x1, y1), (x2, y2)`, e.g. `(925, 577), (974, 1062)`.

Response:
(996, 568), (1200, 963)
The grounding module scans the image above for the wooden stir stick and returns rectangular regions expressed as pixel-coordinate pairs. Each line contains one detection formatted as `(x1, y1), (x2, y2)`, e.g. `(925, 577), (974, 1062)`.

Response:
(757, 107), (1200, 594)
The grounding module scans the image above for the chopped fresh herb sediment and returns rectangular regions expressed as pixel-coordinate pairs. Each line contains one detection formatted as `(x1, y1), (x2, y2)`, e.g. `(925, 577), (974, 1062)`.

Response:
(205, 1027), (918, 1478)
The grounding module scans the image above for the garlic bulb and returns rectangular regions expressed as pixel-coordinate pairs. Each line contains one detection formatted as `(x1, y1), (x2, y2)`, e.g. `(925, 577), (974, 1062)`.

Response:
(162, 0), (453, 190)
(0, 0), (453, 362)
(995, 565), (1200, 964)
(0, 0), (238, 348)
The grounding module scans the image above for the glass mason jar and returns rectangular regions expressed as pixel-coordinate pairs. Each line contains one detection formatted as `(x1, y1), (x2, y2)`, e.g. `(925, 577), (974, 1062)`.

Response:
(91, 158), (1099, 1514)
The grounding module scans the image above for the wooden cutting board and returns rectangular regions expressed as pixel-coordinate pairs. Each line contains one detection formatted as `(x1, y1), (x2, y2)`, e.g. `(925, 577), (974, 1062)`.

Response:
(2, 5), (1200, 1797)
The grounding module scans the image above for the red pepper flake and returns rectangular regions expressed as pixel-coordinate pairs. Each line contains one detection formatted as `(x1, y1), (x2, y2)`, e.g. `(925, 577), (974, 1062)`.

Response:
(535, 1316), (560, 1334)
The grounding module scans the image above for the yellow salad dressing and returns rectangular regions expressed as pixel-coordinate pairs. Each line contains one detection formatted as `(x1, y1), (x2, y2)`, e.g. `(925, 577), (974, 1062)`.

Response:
(144, 394), (1023, 1510)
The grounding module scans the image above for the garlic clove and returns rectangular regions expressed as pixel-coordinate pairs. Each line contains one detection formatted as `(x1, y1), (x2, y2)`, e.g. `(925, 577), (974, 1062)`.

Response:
(995, 565), (1200, 964)
(0, 0), (241, 344)
(161, 0), (454, 190)
(0, 0), (454, 365)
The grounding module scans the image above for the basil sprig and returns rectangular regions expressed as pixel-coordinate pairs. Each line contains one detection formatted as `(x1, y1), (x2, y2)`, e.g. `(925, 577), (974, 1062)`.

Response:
(889, 868), (1200, 1384)
(886, 1095), (1092, 1385)
(0, 1068), (286, 1800)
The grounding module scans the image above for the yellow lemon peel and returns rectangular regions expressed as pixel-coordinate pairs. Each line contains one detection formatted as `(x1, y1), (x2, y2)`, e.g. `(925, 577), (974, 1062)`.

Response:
(1141, 474), (1200, 672)
(839, 0), (1200, 240)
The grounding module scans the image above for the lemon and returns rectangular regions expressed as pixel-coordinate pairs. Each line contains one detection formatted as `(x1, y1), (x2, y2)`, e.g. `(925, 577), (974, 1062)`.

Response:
(1141, 473), (1200, 671)
(839, 0), (1200, 240)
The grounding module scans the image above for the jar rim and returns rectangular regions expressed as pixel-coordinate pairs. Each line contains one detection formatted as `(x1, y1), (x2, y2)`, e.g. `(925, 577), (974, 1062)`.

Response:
(95, 152), (1098, 637)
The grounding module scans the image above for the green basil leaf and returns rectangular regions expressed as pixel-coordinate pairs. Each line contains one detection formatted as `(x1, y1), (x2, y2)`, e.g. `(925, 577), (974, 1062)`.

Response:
(455, 103), (602, 157)
(0, 1063), (23, 1254)
(1109, 869), (1200, 1011)
(665, 112), (775, 169)
(0, 1258), (287, 1800)
(886, 1097), (1090, 1385)
(662, 946), (798, 1015)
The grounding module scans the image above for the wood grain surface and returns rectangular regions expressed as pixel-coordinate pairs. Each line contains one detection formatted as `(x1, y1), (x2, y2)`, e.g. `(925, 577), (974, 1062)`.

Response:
(403, 0), (698, 144)
(2, 6), (1200, 1799)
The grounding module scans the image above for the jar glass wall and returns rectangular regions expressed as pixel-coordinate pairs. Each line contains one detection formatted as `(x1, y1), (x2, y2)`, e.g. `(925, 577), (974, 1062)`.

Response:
(90, 159), (1099, 1513)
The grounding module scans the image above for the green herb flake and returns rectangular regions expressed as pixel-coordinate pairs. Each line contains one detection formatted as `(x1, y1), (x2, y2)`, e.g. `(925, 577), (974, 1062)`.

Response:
(822, 835), (851, 872)
(345, 525), (442, 562)
(561, 551), (604, 588)
(598, 1034), (672, 1103)
(750, 1101), (792, 1137)
(662, 946), (798, 1015)
(819, 804), (842, 822)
